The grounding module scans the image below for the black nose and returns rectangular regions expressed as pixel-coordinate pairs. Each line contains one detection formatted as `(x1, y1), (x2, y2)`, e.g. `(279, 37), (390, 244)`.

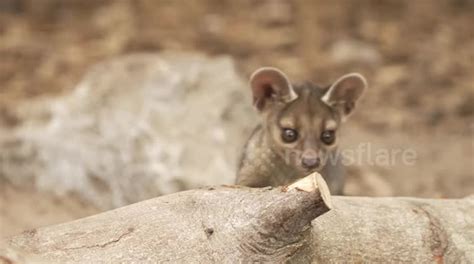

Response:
(301, 157), (320, 169)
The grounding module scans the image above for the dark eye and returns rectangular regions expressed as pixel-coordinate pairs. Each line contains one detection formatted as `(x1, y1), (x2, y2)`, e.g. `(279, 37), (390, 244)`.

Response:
(321, 130), (336, 145)
(281, 128), (298, 143)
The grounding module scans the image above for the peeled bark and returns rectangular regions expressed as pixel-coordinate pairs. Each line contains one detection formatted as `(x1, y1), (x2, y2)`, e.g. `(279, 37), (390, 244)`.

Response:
(2, 173), (473, 263)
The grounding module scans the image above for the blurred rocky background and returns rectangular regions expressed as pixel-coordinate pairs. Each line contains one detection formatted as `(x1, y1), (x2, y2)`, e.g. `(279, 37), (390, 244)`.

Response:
(0, 0), (473, 237)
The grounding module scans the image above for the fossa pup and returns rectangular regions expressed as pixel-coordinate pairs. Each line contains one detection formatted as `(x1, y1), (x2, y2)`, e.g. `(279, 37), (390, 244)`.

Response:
(236, 67), (367, 194)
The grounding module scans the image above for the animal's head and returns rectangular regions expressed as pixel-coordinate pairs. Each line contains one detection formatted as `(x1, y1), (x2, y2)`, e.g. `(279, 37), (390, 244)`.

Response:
(250, 67), (367, 174)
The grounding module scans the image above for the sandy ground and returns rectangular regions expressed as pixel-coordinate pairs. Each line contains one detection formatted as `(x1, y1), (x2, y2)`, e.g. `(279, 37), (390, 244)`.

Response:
(0, 183), (99, 237)
(0, 0), (473, 237)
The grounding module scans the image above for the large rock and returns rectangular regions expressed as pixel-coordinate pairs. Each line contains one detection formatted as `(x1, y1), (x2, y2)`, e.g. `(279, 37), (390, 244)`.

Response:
(0, 53), (256, 209)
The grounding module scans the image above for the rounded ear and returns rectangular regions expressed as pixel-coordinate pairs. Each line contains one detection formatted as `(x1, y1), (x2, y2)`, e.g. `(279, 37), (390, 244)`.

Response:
(249, 67), (297, 111)
(322, 73), (367, 120)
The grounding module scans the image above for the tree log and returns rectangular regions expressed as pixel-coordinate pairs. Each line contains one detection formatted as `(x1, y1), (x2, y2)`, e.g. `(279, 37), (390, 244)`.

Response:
(2, 173), (473, 263)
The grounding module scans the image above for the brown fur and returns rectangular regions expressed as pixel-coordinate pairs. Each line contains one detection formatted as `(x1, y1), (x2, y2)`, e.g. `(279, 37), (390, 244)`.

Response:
(236, 82), (346, 194)
(236, 68), (366, 194)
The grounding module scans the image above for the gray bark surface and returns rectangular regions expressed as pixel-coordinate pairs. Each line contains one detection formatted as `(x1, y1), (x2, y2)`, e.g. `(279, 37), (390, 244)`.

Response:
(2, 174), (473, 263)
(311, 195), (474, 263)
